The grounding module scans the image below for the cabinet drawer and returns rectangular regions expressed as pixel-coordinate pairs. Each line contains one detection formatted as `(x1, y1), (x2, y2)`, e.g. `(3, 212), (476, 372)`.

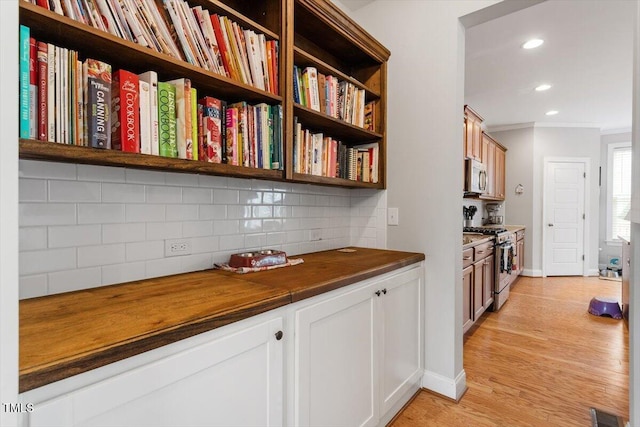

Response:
(473, 242), (494, 261)
(463, 248), (474, 268)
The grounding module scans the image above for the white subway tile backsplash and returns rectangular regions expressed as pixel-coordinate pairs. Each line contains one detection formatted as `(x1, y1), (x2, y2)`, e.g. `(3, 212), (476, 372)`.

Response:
(126, 241), (164, 262)
(146, 185), (182, 204)
(126, 204), (166, 223)
(244, 233), (266, 248)
(183, 187), (213, 204)
(20, 227), (47, 251)
(77, 244), (125, 268)
(146, 222), (182, 240)
(180, 253), (213, 272)
(49, 180), (101, 202)
(239, 190), (262, 205)
(219, 234), (245, 251)
(166, 204), (199, 221)
(165, 172), (199, 187)
(78, 204), (125, 224)
(190, 236), (219, 254)
(266, 232), (286, 246)
(199, 205), (227, 220)
(20, 160), (76, 180)
(20, 203), (77, 226)
(78, 165), (126, 183)
(213, 189), (239, 204)
(102, 183), (145, 203)
(183, 221), (214, 238)
(19, 275), (48, 300)
(19, 174), (387, 298)
(48, 267), (102, 295)
(215, 220), (240, 235)
(48, 225), (101, 248)
(125, 169), (166, 185)
(20, 179), (47, 202)
(146, 257), (183, 278)
(102, 262), (146, 285)
(253, 206), (272, 218)
(103, 223), (146, 244)
(20, 248), (76, 275)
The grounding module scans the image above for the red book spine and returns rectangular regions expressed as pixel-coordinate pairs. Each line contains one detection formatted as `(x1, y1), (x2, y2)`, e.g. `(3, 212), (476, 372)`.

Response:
(199, 96), (223, 164)
(36, 0), (50, 8)
(36, 42), (48, 141)
(210, 14), (233, 80)
(111, 69), (140, 152)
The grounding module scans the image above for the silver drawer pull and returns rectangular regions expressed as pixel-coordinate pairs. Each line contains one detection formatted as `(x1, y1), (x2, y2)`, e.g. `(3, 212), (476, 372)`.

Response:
(463, 256), (472, 260)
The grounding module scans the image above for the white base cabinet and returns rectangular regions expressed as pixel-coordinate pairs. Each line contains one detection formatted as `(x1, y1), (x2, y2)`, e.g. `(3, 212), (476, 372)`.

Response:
(20, 263), (424, 427)
(294, 265), (423, 427)
(22, 315), (284, 427)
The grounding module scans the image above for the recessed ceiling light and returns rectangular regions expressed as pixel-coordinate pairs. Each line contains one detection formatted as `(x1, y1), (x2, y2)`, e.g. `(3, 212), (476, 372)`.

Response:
(535, 84), (552, 91)
(522, 39), (544, 49)
(546, 110), (559, 116)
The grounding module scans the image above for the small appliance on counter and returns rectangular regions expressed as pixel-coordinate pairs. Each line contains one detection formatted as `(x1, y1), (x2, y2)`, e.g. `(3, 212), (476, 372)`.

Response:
(485, 203), (503, 225)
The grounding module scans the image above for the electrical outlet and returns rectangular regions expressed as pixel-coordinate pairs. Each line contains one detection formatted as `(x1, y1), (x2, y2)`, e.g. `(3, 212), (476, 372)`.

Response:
(387, 208), (399, 226)
(165, 239), (192, 257)
(309, 229), (322, 241)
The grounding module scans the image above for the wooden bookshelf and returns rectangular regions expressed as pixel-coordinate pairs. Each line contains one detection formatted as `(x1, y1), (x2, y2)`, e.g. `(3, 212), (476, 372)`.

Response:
(18, 0), (389, 189)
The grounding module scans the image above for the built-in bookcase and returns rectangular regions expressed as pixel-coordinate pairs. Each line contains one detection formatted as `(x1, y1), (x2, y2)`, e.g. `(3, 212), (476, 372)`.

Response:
(18, 0), (389, 189)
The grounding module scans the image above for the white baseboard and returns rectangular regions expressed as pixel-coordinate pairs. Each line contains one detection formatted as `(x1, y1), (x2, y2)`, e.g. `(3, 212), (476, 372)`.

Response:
(587, 269), (600, 277)
(421, 369), (466, 401)
(522, 269), (542, 277)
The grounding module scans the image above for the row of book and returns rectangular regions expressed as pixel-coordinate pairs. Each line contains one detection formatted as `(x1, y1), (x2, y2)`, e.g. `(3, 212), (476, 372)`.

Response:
(293, 66), (375, 132)
(293, 117), (379, 183)
(28, 0), (279, 94)
(19, 26), (284, 169)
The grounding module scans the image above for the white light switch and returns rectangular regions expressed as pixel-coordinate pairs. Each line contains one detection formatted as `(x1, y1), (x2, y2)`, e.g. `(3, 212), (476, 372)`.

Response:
(387, 208), (399, 226)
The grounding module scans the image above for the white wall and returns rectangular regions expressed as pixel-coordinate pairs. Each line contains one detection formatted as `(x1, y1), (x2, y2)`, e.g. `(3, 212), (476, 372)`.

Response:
(491, 126), (535, 273)
(599, 131), (632, 270)
(534, 127), (601, 276)
(0, 0), (19, 425)
(346, 0), (500, 400)
(18, 161), (386, 298)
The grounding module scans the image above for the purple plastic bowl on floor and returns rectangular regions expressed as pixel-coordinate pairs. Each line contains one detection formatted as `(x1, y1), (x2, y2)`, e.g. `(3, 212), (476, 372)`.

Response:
(588, 297), (623, 319)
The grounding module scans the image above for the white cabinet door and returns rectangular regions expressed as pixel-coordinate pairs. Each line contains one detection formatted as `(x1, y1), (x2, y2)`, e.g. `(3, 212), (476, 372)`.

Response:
(295, 283), (378, 427)
(377, 267), (422, 416)
(27, 317), (284, 427)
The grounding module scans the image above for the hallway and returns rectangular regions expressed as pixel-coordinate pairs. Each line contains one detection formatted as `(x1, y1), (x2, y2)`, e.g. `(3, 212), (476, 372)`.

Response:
(391, 276), (629, 426)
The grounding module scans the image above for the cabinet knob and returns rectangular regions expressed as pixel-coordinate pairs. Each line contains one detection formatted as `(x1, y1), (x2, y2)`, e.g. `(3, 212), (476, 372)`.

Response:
(382, 288), (387, 295)
(275, 331), (283, 341)
(375, 290), (381, 297)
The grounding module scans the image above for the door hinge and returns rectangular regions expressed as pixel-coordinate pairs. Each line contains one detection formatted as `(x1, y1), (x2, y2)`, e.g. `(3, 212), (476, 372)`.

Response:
(583, 213), (585, 220)
(583, 172), (586, 178)
(582, 255), (585, 261)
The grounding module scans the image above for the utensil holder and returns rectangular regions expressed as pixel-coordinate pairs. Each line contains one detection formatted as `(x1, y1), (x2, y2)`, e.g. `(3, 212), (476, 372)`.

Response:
(464, 220), (473, 227)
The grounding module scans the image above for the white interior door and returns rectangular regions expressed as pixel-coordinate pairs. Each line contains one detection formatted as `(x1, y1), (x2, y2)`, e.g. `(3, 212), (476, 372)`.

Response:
(544, 161), (586, 276)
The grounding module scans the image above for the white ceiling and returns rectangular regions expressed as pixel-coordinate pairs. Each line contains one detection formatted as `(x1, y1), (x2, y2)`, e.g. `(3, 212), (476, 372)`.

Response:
(464, 0), (635, 132)
(340, 0), (635, 133)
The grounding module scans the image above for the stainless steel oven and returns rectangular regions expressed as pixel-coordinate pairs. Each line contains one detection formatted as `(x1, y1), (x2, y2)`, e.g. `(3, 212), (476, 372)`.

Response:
(494, 231), (514, 311)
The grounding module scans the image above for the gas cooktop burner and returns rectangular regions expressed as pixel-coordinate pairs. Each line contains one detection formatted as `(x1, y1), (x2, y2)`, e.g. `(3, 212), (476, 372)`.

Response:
(463, 226), (508, 235)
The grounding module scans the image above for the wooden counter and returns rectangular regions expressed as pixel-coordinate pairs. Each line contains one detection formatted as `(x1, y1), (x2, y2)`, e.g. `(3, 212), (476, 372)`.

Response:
(20, 247), (424, 392)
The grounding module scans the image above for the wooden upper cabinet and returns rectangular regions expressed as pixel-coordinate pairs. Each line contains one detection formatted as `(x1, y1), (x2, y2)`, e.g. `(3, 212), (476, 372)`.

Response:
(479, 131), (506, 201)
(464, 106), (483, 161)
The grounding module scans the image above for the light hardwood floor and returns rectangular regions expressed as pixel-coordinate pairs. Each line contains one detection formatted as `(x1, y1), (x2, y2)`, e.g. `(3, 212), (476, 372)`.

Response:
(391, 276), (629, 426)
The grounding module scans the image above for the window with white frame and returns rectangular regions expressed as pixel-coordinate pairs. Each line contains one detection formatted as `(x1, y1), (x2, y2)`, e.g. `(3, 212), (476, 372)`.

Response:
(607, 142), (632, 242)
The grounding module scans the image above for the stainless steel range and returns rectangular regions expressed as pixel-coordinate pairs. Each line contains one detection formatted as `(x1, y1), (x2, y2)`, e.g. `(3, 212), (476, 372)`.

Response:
(463, 226), (514, 311)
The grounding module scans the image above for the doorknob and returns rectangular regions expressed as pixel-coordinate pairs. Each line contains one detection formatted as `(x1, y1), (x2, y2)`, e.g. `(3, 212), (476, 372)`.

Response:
(548, 223), (554, 227)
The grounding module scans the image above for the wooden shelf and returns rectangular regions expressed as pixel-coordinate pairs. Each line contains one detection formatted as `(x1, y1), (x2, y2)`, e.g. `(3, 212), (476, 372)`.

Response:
(19, 140), (284, 181)
(19, 0), (388, 190)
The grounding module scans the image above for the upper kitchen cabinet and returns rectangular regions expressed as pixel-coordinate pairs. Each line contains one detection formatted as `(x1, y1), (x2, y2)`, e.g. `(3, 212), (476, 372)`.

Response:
(480, 132), (506, 201)
(464, 105), (483, 161)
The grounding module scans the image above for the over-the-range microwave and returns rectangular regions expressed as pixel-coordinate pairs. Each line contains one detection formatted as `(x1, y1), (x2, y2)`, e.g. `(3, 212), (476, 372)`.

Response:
(465, 158), (487, 194)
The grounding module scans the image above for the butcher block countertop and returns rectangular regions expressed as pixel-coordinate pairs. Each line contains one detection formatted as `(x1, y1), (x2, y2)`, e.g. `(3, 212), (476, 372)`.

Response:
(20, 247), (424, 392)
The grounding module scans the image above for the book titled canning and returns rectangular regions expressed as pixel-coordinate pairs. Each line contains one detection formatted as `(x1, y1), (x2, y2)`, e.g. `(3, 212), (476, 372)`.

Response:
(85, 58), (112, 149)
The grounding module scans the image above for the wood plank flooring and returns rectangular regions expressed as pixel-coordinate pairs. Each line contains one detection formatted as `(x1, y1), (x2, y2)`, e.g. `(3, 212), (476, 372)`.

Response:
(391, 276), (629, 426)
